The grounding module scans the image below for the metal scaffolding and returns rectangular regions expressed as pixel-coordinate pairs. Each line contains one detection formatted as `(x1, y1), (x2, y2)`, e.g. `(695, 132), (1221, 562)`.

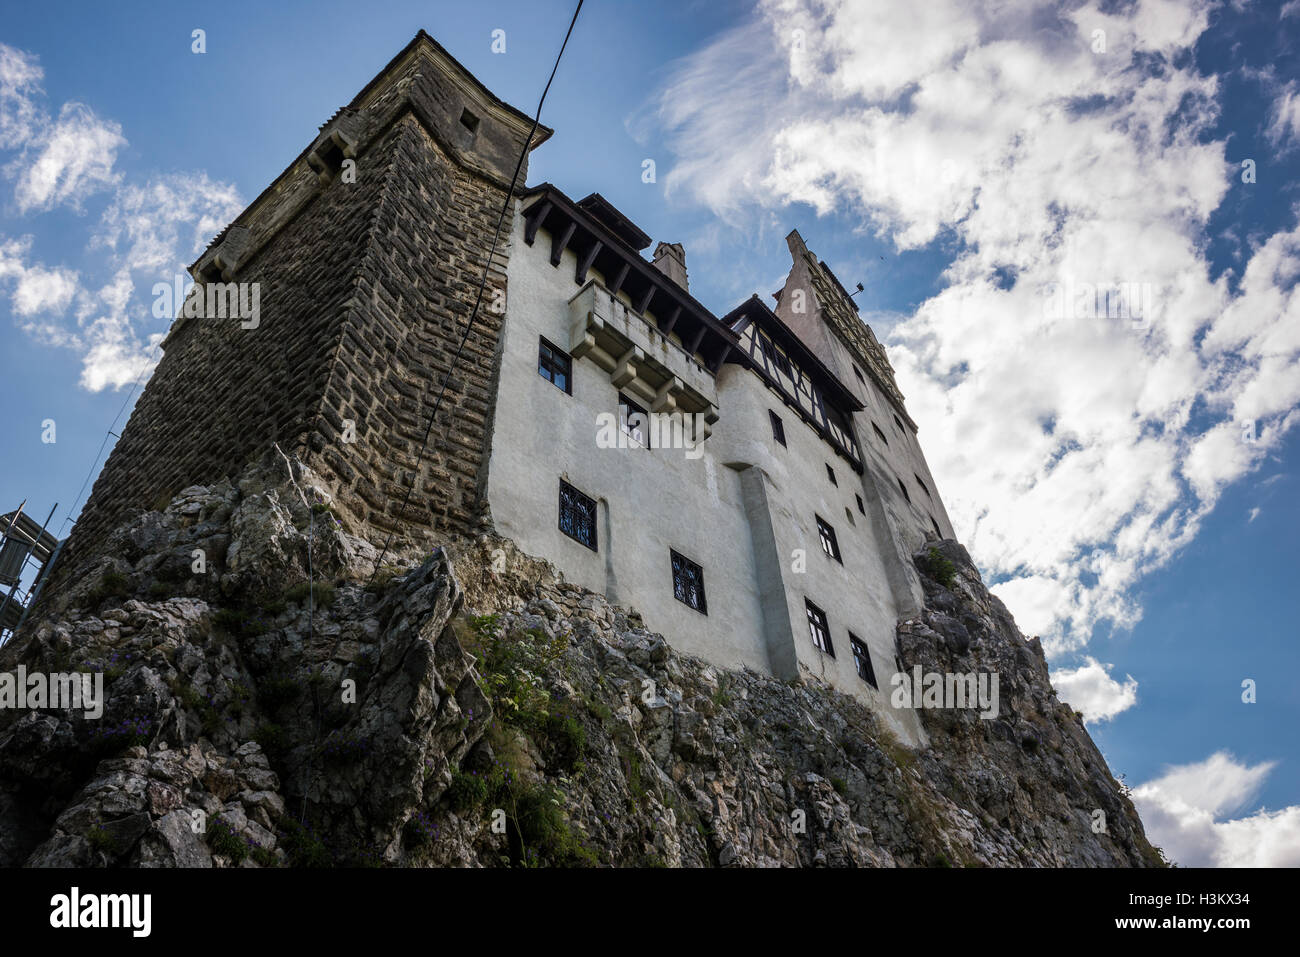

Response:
(0, 501), (62, 645)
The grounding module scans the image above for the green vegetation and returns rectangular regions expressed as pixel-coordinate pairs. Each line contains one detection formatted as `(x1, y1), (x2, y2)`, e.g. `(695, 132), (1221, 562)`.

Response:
(205, 817), (248, 864)
(284, 580), (336, 608)
(830, 776), (849, 798)
(253, 722), (290, 760)
(85, 570), (129, 607)
(919, 547), (957, 589)
(279, 818), (330, 868)
(212, 607), (270, 638)
(86, 822), (118, 856)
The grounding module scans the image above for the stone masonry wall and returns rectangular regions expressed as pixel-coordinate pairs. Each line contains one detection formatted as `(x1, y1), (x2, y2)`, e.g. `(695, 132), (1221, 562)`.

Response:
(45, 43), (534, 607)
(305, 113), (512, 549)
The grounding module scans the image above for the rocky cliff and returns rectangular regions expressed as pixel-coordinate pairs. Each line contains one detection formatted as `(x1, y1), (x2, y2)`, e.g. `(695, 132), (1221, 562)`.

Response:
(0, 457), (1163, 867)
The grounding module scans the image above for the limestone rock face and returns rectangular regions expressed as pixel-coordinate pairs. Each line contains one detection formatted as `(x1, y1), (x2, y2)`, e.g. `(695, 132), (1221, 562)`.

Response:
(0, 463), (1162, 867)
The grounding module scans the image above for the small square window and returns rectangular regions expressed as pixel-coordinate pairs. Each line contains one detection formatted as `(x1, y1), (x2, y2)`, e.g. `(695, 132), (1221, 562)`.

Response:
(845, 506), (855, 526)
(914, 473), (931, 498)
(893, 414), (906, 433)
(816, 514), (842, 563)
(855, 493), (865, 515)
(826, 463), (837, 486)
(460, 107), (480, 136)
(897, 476), (911, 503)
(931, 516), (943, 538)
(769, 410), (786, 447)
(806, 600), (834, 657)
(671, 549), (707, 614)
(558, 480), (597, 551)
(871, 421), (888, 445)
(850, 635), (877, 689)
(619, 393), (649, 447)
(538, 337), (572, 394)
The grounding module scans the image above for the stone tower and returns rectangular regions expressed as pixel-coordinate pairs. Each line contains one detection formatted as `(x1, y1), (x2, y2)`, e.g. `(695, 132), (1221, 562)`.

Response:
(55, 32), (550, 586)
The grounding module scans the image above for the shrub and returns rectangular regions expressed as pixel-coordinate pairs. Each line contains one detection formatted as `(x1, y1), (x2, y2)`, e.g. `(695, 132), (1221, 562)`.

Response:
(86, 822), (118, 856)
(205, 818), (248, 864)
(919, 548), (957, 589)
(85, 570), (129, 607)
(253, 722), (290, 760)
(830, 776), (849, 798)
(284, 581), (335, 608)
(279, 818), (330, 868)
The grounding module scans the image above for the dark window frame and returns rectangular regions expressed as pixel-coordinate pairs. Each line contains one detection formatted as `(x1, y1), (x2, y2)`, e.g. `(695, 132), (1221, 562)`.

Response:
(855, 493), (865, 515)
(538, 337), (573, 395)
(897, 476), (911, 503)
(558, 479), (598, 551)
(769, 410), (786, 447)
(670, 549), (708, 615)
(816, 514), (842, 563)
(806, 599), (834, 657)
(850, 634), (878, 688)
(871, 421), (888, 445)
(826, 463), (837, 486)
(619, 393), (649, 448)
(914, 473), (931, 498)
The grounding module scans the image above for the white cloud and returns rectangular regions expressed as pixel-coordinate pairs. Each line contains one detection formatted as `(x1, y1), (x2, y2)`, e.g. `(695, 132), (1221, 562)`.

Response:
(0, 43), (244, 392)
(0, 43), (43, 149)
(1133, 752), (1300, 867)
(11, 102), (125, 213)
(1247, 506), (1260, 521)
(1051, 657), (1139, 722)
(645, 0), (1300, 652)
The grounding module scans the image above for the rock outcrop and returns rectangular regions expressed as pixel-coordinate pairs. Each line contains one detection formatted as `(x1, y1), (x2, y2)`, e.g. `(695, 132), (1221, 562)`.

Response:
(0, 459), (1163, 867)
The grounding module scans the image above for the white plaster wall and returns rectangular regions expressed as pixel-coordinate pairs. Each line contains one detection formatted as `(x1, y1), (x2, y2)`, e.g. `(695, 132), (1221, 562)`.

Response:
(489, 207), (928, 745)
(488, 210), (772, 674)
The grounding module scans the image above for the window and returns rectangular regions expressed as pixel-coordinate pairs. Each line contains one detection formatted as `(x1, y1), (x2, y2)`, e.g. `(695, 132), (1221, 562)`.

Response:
(897, 476), (911, 503)
(538, 338), (572, 394)
(816, 515), (842, 562)
(893, 414), (906, 433)
(769, 410), (786, 447)
(459, 107), (480, 137)
(558, 480), (597, 550)
(850, 635), (877, 689)
(871, 421), (888, 445)
(855, 493), (865, 515)
(806, 600), (834, 656)
(845, 506), (855, 526)
(931, 516), (943, 537)
(915, 473), (931, 498)
(670, 550), (707, 614)
(826, 463), (837, 486)
(619, 393), (649, 447)
(853, 365), (865, 384)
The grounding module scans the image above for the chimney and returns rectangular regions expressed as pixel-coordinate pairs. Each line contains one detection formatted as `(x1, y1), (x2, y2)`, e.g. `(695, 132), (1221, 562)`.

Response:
(652, 241), (688, 293)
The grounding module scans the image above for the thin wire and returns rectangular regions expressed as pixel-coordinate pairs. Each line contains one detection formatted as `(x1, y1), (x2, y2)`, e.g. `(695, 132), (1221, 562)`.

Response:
(366, 0), (584, 584)
(58, 341), (161, 537)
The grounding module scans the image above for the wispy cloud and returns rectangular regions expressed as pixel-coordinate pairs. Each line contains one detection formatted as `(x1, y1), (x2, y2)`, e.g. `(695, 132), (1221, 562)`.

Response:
(0, 42), (243, 391)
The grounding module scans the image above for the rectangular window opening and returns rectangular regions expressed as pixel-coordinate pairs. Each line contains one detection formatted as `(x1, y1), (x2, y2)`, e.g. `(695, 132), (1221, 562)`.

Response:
(538, 337), (572, 394)
(897, 476), (911, 503)
(871, 421), (888, 445)
(671, 549), (707, 614)
(806, 600), (834, 657)
(850, 635), (878, 689)
(855, 493), (865, 515)
(558, 480), (597, 551)
(816, 514), (842, 563)
(915, 473), (931, 498)
(826, 463), (837, 486)
(769, 410), (786, 447)
(619, 393), (649, 447)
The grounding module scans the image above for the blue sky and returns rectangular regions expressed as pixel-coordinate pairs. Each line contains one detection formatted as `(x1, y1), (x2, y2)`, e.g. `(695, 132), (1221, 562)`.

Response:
(1, 0), (1298, 866)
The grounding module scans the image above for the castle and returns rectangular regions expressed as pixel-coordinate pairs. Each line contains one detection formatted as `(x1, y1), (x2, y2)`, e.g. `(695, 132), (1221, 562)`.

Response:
(58, 32), (956, 747)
